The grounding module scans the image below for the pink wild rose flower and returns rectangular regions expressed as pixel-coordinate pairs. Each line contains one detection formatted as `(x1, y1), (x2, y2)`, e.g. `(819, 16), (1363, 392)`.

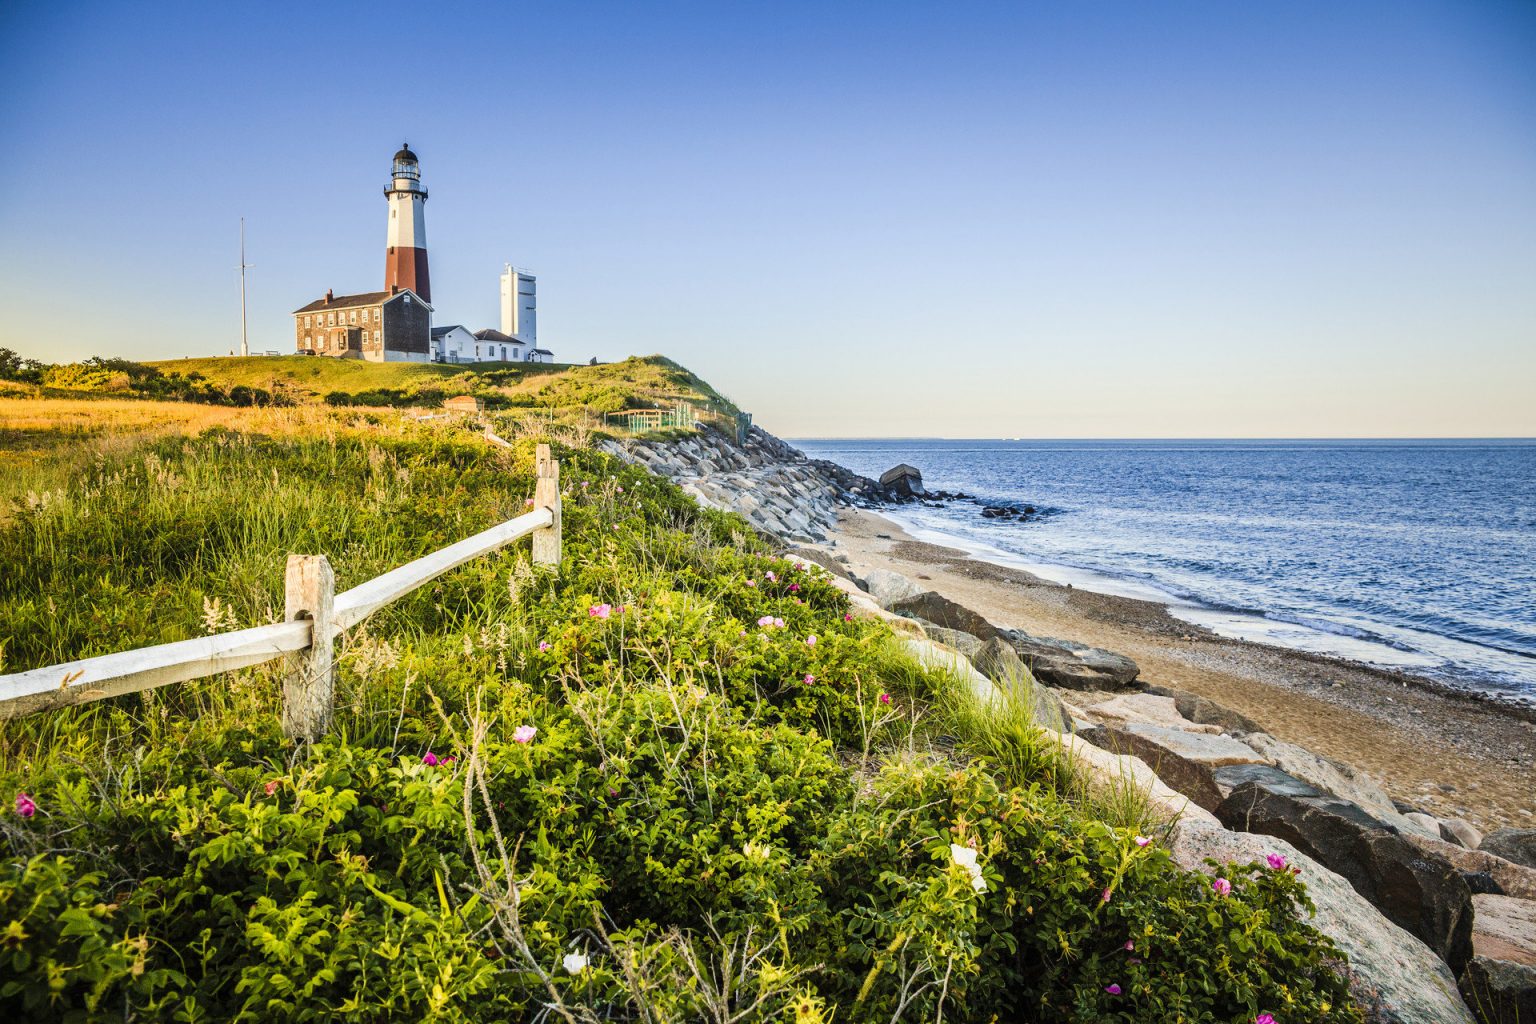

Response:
(513, 725), (538, 744)
(1266, 853), (1288, 871)
(1104, 984), (1121, 995)
(1213, 877), (1232, 897)
(879, 693), (891, 705)
(589, 604), (612, 619)
(1255, 1016), (1276, 1024)
(15, 793), (37, 818)
(422, 752), (440, 767)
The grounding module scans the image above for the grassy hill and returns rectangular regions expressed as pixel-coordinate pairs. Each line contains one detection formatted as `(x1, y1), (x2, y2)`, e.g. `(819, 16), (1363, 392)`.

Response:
(150, 354), (743, 415)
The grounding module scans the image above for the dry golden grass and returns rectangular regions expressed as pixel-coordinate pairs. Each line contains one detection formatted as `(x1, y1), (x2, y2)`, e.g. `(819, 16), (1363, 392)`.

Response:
(0, 396), (403, 481)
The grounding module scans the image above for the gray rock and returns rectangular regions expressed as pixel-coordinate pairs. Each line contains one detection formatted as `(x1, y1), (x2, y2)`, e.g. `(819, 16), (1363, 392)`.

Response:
(1460, 956), (1536, 1024)
(1140, 684), (1267, 735)
(1440, 818), (1483, 851)
(1171, 818), (1474, 1023)
(971, 638), (1069, 732)
(890, 591), (1005, 642)
(861, 568), (927, 608)
(1483, 830), (1536, 871)
(1079, 721), (1269, 810)
(1242, 732), (1433, 838)
(1216, 780), (1475, 973)
(919, 624), (986, 659)
(1471, 893), (1536, 967)
(1400, 830), (1536, 901)
(1003, 628), (1140, 691)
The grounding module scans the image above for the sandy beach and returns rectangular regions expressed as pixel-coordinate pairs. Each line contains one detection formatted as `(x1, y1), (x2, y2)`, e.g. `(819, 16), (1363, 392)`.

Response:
(828, 507), (1536, 833)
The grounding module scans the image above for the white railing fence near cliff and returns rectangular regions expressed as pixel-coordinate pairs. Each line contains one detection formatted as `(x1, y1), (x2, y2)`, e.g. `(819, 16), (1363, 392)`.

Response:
(0, 445), (563, 742)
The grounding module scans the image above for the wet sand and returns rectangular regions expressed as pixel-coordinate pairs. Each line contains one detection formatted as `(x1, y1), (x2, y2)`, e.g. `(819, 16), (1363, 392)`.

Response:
(828, 508), (1536, 833)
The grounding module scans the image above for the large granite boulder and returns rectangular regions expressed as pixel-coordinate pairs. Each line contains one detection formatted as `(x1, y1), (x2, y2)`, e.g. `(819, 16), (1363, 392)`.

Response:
(1241, 732), (1436, 839)
(1483, 830), (1536, 870)
(1459, 894), (1536, 1023)
(878, 463), (925, 498)
(1001, 628), (1140, 691)
(1460, 957), (1536, 1024)
(972, 638), (1069, 732)
(1400, 831), (1536, 901)
(1083, 693), (1223, 734)
(1172, 818), (1474, 1023)
(1080, 721), (1270, 811)
(890, 591), (1005, 642)
(919, 624), (986, 659)
(860, 568), (928, 609)
(1141, 683), (1267, 735)
(1216, 780), (1474, 974)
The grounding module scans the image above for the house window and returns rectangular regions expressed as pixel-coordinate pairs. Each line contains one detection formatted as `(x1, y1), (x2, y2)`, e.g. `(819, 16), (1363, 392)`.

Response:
(373, 330), (379, 343)
(373, 309), (380, 322)
(304, 315), (311, 328)
(328, 313), (335, 326)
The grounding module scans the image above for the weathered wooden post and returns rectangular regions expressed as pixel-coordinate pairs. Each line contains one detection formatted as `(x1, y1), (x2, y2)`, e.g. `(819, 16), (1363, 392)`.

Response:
(533, 443), (562, 565)
(282, 554), (336, 742)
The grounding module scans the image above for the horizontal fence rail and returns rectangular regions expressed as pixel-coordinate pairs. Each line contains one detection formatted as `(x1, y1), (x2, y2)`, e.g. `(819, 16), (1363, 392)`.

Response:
(0, 446), (563, 741)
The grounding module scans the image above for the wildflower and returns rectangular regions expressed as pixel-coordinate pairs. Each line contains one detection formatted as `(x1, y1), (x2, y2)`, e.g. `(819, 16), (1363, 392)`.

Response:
(1266, 853), (1288, 871)
(1213, 877), (1232, 897)
(1255, 1016), (1275, 1024)
(789, 583), (801, 592)
(263, 780), (281, 796)
(562, 951), (589, 974)
(422, 752), (441, 767)
(766, 571), (777, 582)
(746, 579), (756, 587)
(949, 843), (988, 892)
(581, 480), (589, 488)
(773, 617), (784, 628)
(739, 629), (747, 637)
(879, 693), (891, 705)
(524, 498), (535, 507)
(1104, 984), (1122, 995)
(616, 485), (624, 492)
(1124, 940), (1134, 951)
(844, 612), (854, 622)
(1128, 957), (1142, 965)
(1134, 835), (1151, 848)
(757, 615), (774, 627)
(444, 756), (457, 764)
(805, 635), (817, 646)
(14, 793), (36, 818)
(1101, 888), (1112, 903)
(589, 603), (612, 619)
(513, 725), (538, 744)
(538, 641), (552, 652)
(794, 561), (804, 570)
(804, 674), (815, 685)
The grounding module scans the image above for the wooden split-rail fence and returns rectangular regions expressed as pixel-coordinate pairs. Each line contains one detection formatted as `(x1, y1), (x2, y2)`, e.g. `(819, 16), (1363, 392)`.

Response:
(0, 445), (564, 742)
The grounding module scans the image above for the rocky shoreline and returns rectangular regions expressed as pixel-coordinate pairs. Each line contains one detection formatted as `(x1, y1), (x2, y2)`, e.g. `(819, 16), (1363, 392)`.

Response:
(602, 422), (1536, 1023)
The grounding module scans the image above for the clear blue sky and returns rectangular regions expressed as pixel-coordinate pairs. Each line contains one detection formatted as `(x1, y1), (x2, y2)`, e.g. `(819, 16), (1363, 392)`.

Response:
(2, 0), (1533, 437)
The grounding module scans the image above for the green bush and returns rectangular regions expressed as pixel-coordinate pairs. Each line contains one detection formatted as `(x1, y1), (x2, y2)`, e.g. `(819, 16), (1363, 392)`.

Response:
(0, 424), (1361, 1022)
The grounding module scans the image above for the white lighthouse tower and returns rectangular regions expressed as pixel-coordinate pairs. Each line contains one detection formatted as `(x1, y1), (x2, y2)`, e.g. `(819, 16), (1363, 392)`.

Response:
(384, 143), (430, 302)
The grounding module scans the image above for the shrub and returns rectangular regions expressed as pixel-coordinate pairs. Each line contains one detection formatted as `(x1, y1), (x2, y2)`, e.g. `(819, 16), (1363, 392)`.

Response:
(0, 422), (1362, 1022)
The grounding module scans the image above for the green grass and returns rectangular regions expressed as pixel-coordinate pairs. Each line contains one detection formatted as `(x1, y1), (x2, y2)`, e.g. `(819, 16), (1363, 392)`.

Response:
(144, 355), (570, 397)
(0, 400), (1361, 1023)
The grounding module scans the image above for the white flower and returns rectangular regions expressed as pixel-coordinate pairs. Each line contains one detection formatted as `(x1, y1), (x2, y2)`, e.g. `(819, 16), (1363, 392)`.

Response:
(949, 843), (988, 893)
(563, 951), (589, 974)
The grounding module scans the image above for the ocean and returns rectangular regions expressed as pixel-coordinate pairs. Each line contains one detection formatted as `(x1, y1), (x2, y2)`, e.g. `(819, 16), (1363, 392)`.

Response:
(793, 439), (1536, 701)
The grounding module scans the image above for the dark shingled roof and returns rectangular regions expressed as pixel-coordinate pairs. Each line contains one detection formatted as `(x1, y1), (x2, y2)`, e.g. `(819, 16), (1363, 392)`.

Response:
(472, 329), (526, 343)
(430, 325), (469, 339)
(292, 291), (389, 314)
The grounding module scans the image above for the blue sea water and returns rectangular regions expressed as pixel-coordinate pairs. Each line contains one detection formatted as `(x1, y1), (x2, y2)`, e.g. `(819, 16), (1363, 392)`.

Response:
(793, 439), (1536, 700)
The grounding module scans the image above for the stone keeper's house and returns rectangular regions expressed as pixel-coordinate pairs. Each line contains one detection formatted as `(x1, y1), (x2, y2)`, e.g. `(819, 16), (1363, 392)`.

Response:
(292, 287), (432, 361)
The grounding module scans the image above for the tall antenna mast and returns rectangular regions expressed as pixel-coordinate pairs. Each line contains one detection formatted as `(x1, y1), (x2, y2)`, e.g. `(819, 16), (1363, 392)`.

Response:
(238, 218), (253, 357)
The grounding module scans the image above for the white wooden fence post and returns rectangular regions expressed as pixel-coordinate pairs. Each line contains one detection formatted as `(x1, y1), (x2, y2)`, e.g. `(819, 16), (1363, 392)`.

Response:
(283, 554), (336, 742)
(533, 443), (562, 565)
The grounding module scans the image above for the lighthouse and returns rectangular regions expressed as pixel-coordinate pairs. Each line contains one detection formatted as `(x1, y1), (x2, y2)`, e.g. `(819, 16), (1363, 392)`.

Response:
(384, 143), (431, 302)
